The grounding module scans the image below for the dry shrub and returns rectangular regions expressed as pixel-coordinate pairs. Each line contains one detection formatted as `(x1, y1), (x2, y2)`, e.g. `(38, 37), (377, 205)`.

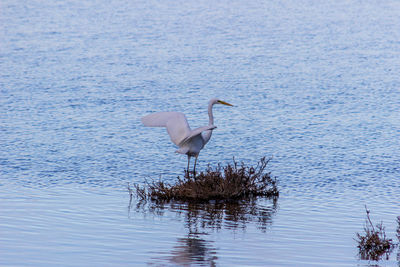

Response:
(355, 206), (395, 261)
(397, 216), (400, 242)
(135, 157), (278, 202)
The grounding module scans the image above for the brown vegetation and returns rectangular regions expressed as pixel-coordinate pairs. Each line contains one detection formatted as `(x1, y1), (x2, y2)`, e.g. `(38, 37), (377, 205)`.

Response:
(355, 206), (396, 261)
(397, 216), (400, 242)
(134, 157), (278, 202)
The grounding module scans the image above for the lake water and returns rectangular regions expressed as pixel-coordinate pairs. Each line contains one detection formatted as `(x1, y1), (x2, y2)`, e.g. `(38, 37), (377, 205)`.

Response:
(1, 0), (399, 266)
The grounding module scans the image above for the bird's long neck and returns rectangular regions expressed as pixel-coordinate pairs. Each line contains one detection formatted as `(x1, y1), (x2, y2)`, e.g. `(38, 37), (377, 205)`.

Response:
(202, 101), (215, 145)
(208, 101), (215, 125)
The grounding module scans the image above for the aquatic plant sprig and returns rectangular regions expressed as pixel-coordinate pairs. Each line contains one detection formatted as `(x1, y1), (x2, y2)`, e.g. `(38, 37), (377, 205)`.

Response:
(355, 206), (396, 261)
(134, 157), (278, 202)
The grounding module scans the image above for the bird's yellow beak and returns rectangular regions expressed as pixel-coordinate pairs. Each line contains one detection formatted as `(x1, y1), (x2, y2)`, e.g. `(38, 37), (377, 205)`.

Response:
(217, 100), (233, 106)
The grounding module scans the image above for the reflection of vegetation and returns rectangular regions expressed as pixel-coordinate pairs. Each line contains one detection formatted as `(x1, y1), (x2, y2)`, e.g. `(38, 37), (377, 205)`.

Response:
(134, 157), (278, 202)
(134, 197), (278, 233)
(176, 199), (278, 233)
(355, 206), (396, 261)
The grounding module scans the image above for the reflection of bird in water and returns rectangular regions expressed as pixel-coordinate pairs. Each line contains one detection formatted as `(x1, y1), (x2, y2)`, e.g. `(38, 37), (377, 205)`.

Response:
(141, 98), (233, 177)
(169, 235), (217, 267)
(144, 199), (278, 266)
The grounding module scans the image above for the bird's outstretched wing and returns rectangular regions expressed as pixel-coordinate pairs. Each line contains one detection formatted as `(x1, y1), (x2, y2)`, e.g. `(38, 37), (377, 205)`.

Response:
(141, 112), (191, 146)
(179, 125), (217, 146)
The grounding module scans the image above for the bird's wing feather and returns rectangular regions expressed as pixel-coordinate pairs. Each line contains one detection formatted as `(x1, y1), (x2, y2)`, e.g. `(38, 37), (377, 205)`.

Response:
(141, 112), (182, 127)
(141, 112), (191, 146)
(179, 125), (217, 146)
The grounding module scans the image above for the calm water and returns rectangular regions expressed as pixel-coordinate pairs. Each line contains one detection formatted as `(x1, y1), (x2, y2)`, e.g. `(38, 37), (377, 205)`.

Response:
(1, 0), (400, 266)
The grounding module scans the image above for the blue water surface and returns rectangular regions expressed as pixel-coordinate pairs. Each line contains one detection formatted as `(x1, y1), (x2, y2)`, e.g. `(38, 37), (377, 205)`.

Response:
(1, 0), (400, 266)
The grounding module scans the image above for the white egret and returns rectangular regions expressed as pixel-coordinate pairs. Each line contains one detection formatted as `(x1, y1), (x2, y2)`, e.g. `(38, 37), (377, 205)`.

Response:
(141, 98), (233, 177)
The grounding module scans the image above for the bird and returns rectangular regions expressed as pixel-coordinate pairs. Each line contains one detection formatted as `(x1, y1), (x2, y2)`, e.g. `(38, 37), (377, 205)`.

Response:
(141, 98), (233, 178)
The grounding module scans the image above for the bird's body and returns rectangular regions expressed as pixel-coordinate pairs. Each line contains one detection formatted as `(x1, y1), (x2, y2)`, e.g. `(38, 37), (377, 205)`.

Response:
(141, 98), (233, 177)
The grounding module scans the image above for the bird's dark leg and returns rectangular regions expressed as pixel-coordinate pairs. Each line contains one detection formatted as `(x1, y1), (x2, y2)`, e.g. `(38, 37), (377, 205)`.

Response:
(186, 155), (191, 179)
(193, 155), (198, 180)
